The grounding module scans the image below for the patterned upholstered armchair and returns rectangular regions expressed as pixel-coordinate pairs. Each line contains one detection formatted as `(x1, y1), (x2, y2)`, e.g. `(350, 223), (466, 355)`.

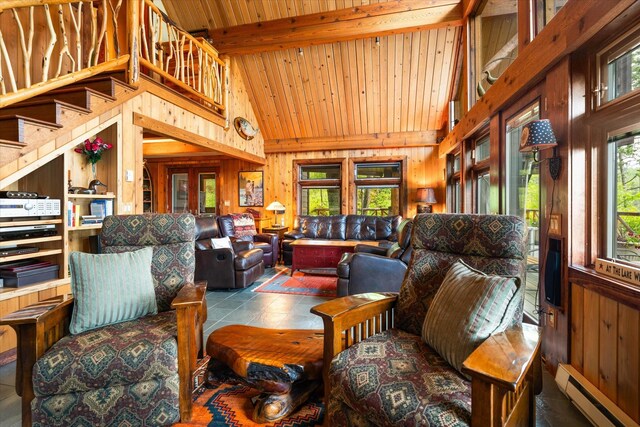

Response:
(0, 214), (207, 426)
(312, 213), (542, 426)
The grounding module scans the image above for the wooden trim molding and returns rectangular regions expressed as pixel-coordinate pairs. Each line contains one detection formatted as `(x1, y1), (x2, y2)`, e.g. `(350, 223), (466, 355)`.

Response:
(208, 0), (462, 55)
(133, 114), (266, 165)
(569, 265), (640, 311)
(265, 131), (438, 154)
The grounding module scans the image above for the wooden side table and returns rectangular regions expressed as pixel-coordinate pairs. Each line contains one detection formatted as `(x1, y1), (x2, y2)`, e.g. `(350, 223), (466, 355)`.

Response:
(253, 217), (272, 233)
(262, 226), (289, 263)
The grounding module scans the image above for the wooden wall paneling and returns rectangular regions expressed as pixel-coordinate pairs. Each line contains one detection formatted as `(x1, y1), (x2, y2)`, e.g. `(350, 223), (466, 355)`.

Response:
(238, 56), (274, 139)
(302, 46), (323, 136)
(598, 297), (618, 401)
(379, 36), (389, 134)
(583, 288), (600, 386)
(399, 33), (412, 132)
(386, 35), (396, 133)
(282, 49), (309, 137)
(404, 33), (420, 132)
(332, 42), (348, 136)
(421, 30), (438, 129)
(570, 283), (584, 371)
(371, 38), (381, 134)
(318, 43), (337, 136)
(413, 31), (429, 132)
(392, 33), (404, 132)
(617, 303), (640, 421)
(355, 39), (368, 135)
(340, 41), (357, 135)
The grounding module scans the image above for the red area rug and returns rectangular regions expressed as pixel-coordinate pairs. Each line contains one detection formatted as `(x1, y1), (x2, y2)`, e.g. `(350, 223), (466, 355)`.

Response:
(252, 268), (337, 297)
(174, 383), (324, 427)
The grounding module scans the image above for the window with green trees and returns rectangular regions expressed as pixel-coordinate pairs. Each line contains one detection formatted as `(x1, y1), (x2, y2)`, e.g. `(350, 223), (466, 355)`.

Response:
(354, 162), (401, 216)
(608, 131), (640, 265)
(298, 164), (341, 216)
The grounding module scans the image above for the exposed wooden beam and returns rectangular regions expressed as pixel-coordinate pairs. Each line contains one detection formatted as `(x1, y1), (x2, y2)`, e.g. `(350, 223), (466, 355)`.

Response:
(439, 0), (636, 156)
(264, 131), (438, 154)
(208, 0), (462, 55)
(143, 141), (220, 157)
(133, 113), (266, 164)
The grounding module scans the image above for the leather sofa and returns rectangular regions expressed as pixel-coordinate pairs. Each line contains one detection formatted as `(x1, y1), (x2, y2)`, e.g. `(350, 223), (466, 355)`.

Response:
(194, 216), (265, 290)
(282, 214), (402, 265)
(217, 213), (279, 267)
(336, 218), (413, 296)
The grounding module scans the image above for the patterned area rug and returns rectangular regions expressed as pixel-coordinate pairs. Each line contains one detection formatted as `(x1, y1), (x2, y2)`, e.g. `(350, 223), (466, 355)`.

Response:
(252, 267), (337, 297)
(174, 383), (324, 427)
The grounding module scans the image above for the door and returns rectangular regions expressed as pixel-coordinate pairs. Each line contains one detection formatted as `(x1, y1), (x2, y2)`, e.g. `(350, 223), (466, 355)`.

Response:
(168, 167), (218, 215)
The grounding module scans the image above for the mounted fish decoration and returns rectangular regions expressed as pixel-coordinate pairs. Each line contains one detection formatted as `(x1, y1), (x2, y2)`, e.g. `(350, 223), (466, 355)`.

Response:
(234, 117), (259, 140)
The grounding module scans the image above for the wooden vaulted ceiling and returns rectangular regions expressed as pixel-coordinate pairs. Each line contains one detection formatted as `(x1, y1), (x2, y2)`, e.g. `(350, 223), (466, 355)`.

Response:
(161, 0), (464, 150)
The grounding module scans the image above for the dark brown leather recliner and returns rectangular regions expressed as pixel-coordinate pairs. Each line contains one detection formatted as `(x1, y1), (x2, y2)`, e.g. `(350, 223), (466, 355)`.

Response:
(336, 218), (413, 296)
(195, 216), (265, 290)
(217, 213), (279, 267)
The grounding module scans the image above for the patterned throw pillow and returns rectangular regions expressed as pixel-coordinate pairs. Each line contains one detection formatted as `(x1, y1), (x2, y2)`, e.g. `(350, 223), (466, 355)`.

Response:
(69, 247), (157, 334)
(231, 213), (257, 237)
(421, 260), (520, 375)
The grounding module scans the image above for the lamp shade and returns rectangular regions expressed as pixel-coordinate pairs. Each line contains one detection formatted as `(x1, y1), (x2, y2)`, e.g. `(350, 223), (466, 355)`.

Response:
(416, 188), (437, 204)
(266, 201), (286, 212)
(520, 119), (557, 153)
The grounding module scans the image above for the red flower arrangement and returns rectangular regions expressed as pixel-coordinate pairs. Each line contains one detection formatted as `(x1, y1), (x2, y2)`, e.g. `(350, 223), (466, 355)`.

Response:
(74, 136), (112, 164)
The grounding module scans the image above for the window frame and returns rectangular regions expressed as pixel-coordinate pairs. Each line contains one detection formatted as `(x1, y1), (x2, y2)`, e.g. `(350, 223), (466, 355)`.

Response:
(447, 147), (463, 213)
(293, 158), (348, 216)
(348, 157), (407, 218)
(469, 133), (491, 214)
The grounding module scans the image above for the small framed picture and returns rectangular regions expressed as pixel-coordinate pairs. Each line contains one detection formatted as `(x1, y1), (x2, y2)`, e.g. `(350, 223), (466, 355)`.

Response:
(239, 171), (263, 207)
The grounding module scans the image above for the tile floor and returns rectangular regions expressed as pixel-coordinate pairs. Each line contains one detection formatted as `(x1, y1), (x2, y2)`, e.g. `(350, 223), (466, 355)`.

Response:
(0, 267), (591, 426)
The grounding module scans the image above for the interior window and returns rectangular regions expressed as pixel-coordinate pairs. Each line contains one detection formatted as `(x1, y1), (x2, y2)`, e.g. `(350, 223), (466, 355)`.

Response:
(472, 135), (490, 214)
(354, 162), (401, 216)
(534, 0), (568, 36)
(596, 25), (640, 108)
(505, 102), (540, 322)
(473, 0), (518, 101)
(607, 130), (640, 265)
(298, 164), (341, 216)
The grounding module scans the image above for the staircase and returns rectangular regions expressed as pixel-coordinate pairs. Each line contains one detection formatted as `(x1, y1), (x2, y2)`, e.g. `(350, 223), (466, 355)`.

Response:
(0, 71), (139, 184)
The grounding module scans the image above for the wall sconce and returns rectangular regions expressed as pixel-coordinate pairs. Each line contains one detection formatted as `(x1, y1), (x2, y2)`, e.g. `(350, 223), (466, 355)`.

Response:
(298, 48), (303, 56)
(266, 200), (286, 227)
(519, 119), (561, 180)
(416, 188), (437, 213)
(375, 36), (380, 46)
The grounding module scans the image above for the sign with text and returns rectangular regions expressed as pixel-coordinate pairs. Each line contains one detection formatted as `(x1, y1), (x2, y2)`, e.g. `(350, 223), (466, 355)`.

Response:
(595, 258), (640, 288)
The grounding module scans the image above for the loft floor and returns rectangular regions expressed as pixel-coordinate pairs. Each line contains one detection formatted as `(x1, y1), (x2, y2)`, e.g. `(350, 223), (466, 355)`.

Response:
(1, 267), (589, 427)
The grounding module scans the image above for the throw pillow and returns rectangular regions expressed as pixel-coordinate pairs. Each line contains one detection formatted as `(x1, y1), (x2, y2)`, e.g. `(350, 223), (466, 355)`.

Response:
(231, 213), (257, 237)
(211, 236), (234, 254)
(421, 259), (520, 375)
(69, 247), (157, 334)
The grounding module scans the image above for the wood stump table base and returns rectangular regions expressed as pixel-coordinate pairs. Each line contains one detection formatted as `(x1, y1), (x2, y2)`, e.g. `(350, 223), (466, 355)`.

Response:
(206, 325), (324, 423)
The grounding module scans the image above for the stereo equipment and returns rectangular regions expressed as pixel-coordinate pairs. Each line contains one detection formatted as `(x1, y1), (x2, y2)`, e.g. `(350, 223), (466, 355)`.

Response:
(0, 246), (39, 257)
(0, 191), (40, 199)
(544, 238), (562, 307)
(0, 224), (57, 241)
(0, 198), (60, 217)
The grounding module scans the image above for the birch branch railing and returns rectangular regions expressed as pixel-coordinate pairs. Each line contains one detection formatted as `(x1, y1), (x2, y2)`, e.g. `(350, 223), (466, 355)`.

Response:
(138, 0), (227, 115)
(0, 0), (228, 117)
(0, 0), (128, 108)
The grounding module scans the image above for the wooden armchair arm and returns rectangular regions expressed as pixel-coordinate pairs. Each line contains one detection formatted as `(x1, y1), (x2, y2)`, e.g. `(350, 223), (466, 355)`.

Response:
(311, 292), (397, 409)
(462, 323), (542, 426)
(171, 282), (207, 422)
(0, 295), (74, 426)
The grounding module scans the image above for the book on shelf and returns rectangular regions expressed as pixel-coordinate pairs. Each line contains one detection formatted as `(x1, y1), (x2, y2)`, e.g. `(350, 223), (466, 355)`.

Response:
(89, 199), (113, 219)
(80, 215), (103, 226)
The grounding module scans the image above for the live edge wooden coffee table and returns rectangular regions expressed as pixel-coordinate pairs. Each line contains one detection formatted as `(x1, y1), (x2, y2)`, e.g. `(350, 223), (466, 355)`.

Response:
(206, 325), (324, 423)
(290, 239), (379, 275)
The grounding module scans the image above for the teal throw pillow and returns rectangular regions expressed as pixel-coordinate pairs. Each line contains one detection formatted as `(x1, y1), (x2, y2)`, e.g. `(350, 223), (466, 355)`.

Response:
(69, 247), (157, 334)
(421, 259), (520, 376)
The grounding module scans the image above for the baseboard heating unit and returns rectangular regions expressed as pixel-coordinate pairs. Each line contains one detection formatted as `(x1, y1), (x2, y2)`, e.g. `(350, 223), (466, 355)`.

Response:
(555, 364), (638, 427)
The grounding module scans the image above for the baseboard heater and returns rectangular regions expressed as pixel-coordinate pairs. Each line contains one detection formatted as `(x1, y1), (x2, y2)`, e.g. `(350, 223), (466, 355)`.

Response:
(555, 364), (638, 427)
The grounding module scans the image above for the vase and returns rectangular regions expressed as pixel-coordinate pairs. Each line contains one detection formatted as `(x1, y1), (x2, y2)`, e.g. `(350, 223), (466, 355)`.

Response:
(91, 162), (97, 180)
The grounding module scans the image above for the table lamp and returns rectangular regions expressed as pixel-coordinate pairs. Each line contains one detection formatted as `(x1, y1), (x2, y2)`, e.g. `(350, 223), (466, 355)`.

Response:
(416, 188), (437, 213)
(266, 201), (286, 227)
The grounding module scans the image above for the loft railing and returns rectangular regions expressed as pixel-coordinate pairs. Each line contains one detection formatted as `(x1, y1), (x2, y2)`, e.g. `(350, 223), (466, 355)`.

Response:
(0, 0), (228, 116)
(138, 0), (227, 115)
(0, 0), (129, 108)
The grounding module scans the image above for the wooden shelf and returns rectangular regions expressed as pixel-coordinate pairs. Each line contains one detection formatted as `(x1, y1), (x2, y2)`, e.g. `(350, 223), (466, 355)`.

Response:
(0, 277), (71, 302)
(0, 219), (62, 227)
(0, 235), (62, 246)
(68, 193), (116, 199)
(0, 248), (63, 263)
(69, 224), (103, 231)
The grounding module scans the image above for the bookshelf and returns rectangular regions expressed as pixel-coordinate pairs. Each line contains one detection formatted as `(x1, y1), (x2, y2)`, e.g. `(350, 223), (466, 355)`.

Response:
(143, 164), (153, 213)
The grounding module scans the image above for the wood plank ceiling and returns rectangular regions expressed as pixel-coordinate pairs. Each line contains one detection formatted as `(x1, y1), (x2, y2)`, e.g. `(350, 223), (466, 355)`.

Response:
(161, 0), (463, 151)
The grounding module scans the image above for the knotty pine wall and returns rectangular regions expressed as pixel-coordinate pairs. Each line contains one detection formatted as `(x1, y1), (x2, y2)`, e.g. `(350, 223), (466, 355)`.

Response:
(260, 147), (445, 226)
